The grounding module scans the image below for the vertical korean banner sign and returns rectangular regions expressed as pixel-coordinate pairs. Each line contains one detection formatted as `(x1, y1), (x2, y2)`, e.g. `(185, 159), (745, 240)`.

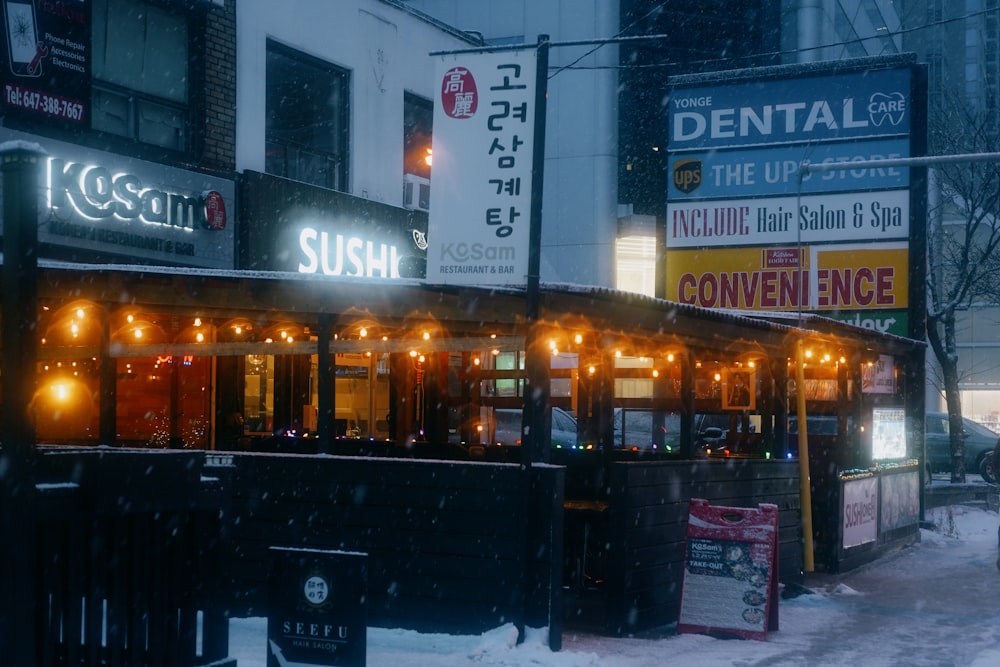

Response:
(427, 49), (537, 286)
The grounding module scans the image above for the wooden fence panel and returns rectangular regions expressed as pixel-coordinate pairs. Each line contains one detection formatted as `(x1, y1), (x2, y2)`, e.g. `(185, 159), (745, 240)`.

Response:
(226, 454), (563, 636)
(31, 449), (235, 667)
(605, 459), (802, 635)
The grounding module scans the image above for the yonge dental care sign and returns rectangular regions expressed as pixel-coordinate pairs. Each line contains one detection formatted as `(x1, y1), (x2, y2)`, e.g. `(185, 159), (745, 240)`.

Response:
(666, 59), (920, 337)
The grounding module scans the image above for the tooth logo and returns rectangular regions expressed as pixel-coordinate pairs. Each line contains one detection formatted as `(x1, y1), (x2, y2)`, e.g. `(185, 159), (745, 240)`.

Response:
(868, 92), (906, 127)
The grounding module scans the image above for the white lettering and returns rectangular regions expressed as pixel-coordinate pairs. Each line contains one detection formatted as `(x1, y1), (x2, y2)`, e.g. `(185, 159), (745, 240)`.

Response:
(46, 158), (207, 230)
(298, 228), (401, 278)
(672, 99), (873, 143)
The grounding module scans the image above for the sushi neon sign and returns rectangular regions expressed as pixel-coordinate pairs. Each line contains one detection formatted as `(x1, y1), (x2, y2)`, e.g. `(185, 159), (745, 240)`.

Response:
(297, 227), (402, 278)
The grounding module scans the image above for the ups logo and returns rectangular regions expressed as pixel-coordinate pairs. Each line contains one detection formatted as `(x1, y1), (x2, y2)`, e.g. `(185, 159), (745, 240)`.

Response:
(673, 159), (702, 194)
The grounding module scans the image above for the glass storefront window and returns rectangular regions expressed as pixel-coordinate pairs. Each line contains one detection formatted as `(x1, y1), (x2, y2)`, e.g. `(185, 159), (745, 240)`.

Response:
(614, 354), (654, 399)
(243, 354), (273, 434)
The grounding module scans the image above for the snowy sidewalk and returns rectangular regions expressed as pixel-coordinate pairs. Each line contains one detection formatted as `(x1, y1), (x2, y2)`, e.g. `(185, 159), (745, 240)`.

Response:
(228, 503), (1000, 666)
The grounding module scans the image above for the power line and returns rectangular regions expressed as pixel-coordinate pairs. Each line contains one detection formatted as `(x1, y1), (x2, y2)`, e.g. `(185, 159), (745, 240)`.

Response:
(544, 4), (996, 75)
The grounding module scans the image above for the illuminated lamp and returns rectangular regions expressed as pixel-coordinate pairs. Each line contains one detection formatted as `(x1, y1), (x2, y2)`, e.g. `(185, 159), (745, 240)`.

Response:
(42, 299), (103, 347)
(219, 318), (256, 342)
(176, 320), (216, 345)
(32, 376), (95, 440)
(260, 321), (304, 344)
(111, 318), (168, 346)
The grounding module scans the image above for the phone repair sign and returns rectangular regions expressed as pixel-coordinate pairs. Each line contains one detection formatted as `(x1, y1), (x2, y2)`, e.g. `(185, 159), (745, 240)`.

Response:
(678, 498), (780, 641)
(1, 0), (91, 125)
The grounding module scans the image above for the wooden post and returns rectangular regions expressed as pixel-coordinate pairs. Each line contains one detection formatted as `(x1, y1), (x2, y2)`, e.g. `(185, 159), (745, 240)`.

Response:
(0, 141), (44, 667)
(316, 314), (334, 453)
(795, 338), (815, 572)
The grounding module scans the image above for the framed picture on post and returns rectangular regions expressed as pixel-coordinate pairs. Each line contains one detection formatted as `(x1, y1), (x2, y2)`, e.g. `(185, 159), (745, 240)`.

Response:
(722, 367), (755, 411)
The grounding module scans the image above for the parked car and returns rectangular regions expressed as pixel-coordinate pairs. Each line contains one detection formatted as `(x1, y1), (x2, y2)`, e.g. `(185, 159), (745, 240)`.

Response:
(694, 427), (729, 457)
(980, 449), (999, 484)
(925, 412), (999, 482)
(695, 426), (727, 448)
(613, 408), (680, 451)
(492, 406), (579, 448)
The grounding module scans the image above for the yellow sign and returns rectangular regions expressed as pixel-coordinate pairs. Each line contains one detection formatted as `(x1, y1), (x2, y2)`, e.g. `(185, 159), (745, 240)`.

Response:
(666, 244), (908, 311)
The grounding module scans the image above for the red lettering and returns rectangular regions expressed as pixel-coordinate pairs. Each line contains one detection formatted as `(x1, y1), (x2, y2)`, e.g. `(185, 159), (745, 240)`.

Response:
(740, 272), (759, 307)
(759, 271), (777, 307)
(719, 272), (740, 307)
(830, 268), (851, 306)
(678, 273), (697, 304)
(698, 273), (718, 306)
(779, 270), (805, 308)
(816, 269), (829, 306)
(854, 267), (875, 306)
(876, 267), (893, 305)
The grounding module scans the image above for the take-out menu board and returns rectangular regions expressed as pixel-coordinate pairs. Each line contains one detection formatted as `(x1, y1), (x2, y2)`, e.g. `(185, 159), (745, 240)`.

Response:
(677, 498), (780, 641)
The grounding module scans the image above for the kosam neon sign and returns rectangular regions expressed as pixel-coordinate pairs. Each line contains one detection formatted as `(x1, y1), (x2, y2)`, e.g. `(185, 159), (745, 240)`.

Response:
(46, 158), (227, 230)
(297, 227), (402, 278)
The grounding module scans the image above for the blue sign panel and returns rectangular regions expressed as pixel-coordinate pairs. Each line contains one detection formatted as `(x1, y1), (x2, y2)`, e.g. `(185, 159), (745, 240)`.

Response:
(669, 139), (910, 199)
(668, 68), (911, 151)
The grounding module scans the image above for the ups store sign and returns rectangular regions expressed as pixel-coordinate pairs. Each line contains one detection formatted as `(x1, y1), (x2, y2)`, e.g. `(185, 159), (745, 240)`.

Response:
(239, 170), (427, 279)
(0, 129), (235, 269)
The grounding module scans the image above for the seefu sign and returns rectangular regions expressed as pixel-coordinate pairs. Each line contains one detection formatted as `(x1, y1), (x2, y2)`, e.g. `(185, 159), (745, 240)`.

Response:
(268, 547), (367, 667)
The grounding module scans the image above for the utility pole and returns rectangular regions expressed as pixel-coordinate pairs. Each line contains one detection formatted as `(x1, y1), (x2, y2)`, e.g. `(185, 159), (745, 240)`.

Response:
(0, 141), (44, 667)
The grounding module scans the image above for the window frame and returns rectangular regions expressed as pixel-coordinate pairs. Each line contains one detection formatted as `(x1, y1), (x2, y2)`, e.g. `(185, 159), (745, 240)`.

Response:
(89, 0), (194, 154)
(265, 38), (351, 192)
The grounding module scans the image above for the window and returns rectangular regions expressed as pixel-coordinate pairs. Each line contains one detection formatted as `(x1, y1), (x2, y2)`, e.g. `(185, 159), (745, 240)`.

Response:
(266, 39), (349, 191)
(91, 0), (189, 151)
(403, 93), (432, 180)
(616, 235), (657, 297)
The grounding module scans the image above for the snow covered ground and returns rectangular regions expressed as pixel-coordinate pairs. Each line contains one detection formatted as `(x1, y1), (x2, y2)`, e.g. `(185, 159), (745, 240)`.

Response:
(228, 502), (1000, 666)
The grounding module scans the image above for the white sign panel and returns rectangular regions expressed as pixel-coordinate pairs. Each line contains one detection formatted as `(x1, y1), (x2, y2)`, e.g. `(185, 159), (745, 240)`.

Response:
(842, 476), (878, 548)
(427, 49), (537, 286)
(667, 190), (909, 249)
(863, 354), (897, 394)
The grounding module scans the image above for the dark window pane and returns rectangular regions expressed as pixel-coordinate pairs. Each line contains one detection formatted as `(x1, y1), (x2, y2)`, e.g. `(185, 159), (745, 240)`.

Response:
(266, 40), (349, 190)
(91, 0), (188, 150)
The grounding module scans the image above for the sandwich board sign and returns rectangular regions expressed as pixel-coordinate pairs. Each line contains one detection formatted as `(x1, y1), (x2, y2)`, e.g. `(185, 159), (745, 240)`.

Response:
(677, 498), (780, 641)
(267, 547), (367, 666)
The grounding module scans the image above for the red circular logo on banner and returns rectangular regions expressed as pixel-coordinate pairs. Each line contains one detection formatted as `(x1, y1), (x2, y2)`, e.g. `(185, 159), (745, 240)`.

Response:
(441, 66), (478, 119)
(204, 191), (227, 230)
